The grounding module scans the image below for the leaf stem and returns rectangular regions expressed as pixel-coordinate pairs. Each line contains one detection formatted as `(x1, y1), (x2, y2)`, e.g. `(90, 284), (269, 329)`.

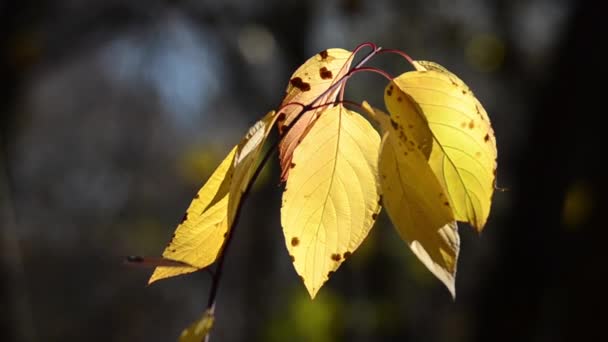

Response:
(376, 48), (415, 66)
(349, 66), (393, 81)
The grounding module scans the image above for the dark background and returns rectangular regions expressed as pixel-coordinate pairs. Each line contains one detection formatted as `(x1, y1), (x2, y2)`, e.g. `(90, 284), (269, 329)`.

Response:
(2, 0), (605, 341)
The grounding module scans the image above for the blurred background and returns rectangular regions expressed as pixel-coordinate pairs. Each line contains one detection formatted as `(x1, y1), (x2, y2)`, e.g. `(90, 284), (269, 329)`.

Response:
(1, 0), (605, 341)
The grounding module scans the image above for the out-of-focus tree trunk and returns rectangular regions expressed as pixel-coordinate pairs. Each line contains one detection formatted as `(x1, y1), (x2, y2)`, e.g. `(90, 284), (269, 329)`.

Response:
(1, 2), (40, 341)
(475, 1), (606, 340)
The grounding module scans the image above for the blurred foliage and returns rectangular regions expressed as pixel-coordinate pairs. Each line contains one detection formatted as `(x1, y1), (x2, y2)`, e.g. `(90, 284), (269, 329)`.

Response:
(264, 289), (344, 342)
(561, 180), (593, 230)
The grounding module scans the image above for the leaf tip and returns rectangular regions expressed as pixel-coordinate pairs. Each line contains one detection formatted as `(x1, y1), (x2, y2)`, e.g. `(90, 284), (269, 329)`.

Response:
(446, 279), (456, 300)
(147, 272), (160, 286)
(307, 286), (320, 300)
(360, 101), (375, 118)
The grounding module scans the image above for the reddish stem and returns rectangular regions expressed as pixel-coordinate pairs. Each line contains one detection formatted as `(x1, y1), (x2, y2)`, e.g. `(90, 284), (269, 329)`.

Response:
(349, 66), (393, 81)
(376, 48), (415, 66)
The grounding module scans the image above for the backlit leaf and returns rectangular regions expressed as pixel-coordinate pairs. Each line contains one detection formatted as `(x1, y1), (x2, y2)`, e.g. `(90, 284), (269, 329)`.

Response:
(281, 105), (381, 298)
(389, 62), (497, 231)
(277, 48), (354, 182)
(362, 102), (459, 297)
(149, 111), (278, 283)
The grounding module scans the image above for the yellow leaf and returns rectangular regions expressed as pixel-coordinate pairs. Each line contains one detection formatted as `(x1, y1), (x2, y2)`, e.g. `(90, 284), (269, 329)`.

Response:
(277, 48), (354, 182)
(179, 309), (215, 342)
(149, 111), (278, 283)
(389, 62), (497, 231)
(281, 105), (381, 299)
(362, 102), (459, 297)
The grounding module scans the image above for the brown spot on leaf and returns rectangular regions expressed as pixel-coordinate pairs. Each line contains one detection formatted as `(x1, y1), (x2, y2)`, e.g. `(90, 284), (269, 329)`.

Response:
(181, 212), (188, 223)
(397, 96), (402, 102)
(493, 168), (497, 176)
(378, 195), (383, 205)
(372, 213), (378, 220)
(291, 237), (300, 246)
(390, 119), (398, 130)
(290, 162), (296, 169)
(290, 77), (311, 91)
(468, 120), (475, 129)
(290, 255), (295, 262)
(408, 124), (414, 129)
(320, 50), (328, 59)
(223, 232), (228, 238)
(319, 67), (333, 80)
(331, 253), (341, 261)
(327, 271), (335, 278)
(194, 194), (200, 199)
(484, 133), (490, 142)
(343, 251), (352, 259)
(278, 112), (286, 122)
(462, 89), (467, 95)
(444, 201), (450, 206)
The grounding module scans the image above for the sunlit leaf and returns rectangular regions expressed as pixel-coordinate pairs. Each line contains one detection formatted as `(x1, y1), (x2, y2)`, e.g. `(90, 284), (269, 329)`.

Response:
(179, 309), (215, 342)
(390, 61), (497, 231)
(277, 48), (354, 182)
(281, 105), (381, 298)
(149, 111), (278, 283)
(362, 102), (459, 297)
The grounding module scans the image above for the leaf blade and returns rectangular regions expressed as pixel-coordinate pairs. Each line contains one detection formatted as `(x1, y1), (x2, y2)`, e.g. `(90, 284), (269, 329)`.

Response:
(390, 63), (497, 231)
(281, 105), (381, 298)
(363, 102), (459, 297)
(149, 111), (278, 283)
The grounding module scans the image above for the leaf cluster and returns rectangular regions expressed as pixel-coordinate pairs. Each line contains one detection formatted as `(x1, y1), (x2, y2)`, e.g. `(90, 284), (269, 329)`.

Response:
(135, 43), (498, 340)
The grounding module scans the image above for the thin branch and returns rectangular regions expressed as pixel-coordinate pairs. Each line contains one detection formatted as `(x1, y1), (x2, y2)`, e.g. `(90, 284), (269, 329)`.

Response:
(204, 142), (278, 308)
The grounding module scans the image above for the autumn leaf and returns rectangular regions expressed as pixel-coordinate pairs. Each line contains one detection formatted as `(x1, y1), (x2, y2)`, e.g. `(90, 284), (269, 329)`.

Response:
(277, 48), (355, 182)
(389, 61), (497, 231)
(281, 104), (381, 298)
(149, 111), (278, 283)
(179, 309), (214, 342)
(362, 101), (459, 297)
